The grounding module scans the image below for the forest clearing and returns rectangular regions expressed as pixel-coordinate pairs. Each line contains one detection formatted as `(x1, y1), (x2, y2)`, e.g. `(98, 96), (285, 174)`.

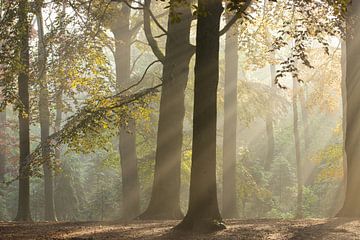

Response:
(0, 0), (359, 239)
(2, 218), (360, 240)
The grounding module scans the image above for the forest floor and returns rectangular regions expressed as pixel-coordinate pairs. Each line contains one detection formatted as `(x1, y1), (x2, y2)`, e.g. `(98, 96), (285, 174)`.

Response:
(1, 218), (360, 240)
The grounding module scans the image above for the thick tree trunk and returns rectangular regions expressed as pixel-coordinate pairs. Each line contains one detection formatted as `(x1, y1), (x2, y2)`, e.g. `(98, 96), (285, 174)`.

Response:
(337, 1), (360, 217)
(15, 0), (32, 222)
(175, 0), (224, 231)
(264, 64), (276, 171)
(222, 16), (239, 219)
(36, 7), (57, 221)
(293, 78), (303, 218)
(0, 110), (5, 182)
(139, 0), (193, 220)
(112, 5), (140, 220)
(339, 41), (347, 209)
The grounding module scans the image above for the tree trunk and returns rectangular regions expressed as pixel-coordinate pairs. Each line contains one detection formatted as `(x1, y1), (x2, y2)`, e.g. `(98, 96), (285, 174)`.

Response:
(337, 1), (360, 217)
(175, 0), (224, 231)
(111, 4), (140, 220)
(339, 40), (347, 211)
(293, 78), (303, 218)
(15, 0), (32, 221)
(36, 6), (57, 221)
(54, 2), (65, 162)
(0, 109), (5, 182)
(264, 64), (276, 171)
(222, 16), (239, 219)
(299, 85), (313, 185)
(139, 0), (193, 220)
(54, 90), (62, 161)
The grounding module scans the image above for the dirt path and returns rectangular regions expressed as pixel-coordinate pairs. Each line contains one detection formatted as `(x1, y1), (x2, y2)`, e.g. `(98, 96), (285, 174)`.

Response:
(1, 218), (360, 240)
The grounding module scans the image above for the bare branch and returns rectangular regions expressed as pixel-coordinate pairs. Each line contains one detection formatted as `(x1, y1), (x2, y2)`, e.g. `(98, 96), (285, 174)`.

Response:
(143, 0), (165, 62)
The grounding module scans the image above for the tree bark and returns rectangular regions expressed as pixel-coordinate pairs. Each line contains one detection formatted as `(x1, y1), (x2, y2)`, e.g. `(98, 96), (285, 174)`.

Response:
(15, 0), (32, 221)
(0, 109), (6, 182)
(222, 16), (239, 219)
(337, 1), (360, 217)
(36, 5), (57, 221)
(54, 1), (65, 162)
(139, 0), (193, 220)
(111, 4), (140, 220)
(339, 40), (347, 210)
(293, 78), (303, 218)
(175, 0), (224, 231)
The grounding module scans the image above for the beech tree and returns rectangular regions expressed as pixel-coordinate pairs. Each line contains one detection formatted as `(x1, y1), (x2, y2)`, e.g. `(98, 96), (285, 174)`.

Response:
(292, 77), (303, 218)
(0, 110), (5, 182)
(15, 0), (32, 221)
(222, 14), (239, 219)
(337, 0), (360, 217)
(36, 1), (57, 221)
(140, 0), (193, 220)
(176, 0), (223, 229)
(110, 3), (141, 220)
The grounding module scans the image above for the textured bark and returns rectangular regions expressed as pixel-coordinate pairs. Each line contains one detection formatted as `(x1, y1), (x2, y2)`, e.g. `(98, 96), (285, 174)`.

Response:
(15, 0), (32, 222)
(0, 0), (4, 183)
(293, 78), (303, 218)
(337, 1), (360, 217)
(139, 0), (193, 220)
(111, 4), (140, 220)
(222, 17), (239, 219)
(176, 0), (224, 231)
(36, 6), (57, 221)
(264, 64), (276, 171)
(0, 110), (5, 182)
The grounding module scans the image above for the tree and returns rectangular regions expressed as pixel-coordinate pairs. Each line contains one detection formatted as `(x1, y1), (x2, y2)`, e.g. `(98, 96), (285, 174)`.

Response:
(36, 2), (57, 221)
(110, 3), (140, 220)
(0, 1), (5, 184)
(337, 0), (360, 217)
(292, 77), (303, 218)
(140, 0), (193, 220)
(0, 110), (5, 182)
(175, 0), (224, 231)
(264, 64), (276, 171)
(222, 14), (239, 219)
(15, 0), (32, 221)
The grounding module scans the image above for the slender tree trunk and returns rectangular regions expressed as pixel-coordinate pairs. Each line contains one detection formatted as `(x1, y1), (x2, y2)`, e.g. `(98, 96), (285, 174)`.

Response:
(111, 4), (140, 220)
(176, 0), (224, 231)
(15, 0), (32, 221)
(54, 90), (62, 161)
(54, 2), (65, 162)
(337, 1), (360, 217)
(293, 78), (303, 218)
(0, 109), (5, 182)
(139, 0), (193, 220)
(36, 6), (57, 221)
(0, 0), (5, 184)
(299, 85), (313, 185)
(222, 16), (239, 219)
(264, 64), (276, 171)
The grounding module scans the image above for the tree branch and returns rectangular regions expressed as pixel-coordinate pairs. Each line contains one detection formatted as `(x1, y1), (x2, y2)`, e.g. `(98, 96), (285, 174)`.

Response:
(219, 0), (252, 36)
(143, 0), (165, 62)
